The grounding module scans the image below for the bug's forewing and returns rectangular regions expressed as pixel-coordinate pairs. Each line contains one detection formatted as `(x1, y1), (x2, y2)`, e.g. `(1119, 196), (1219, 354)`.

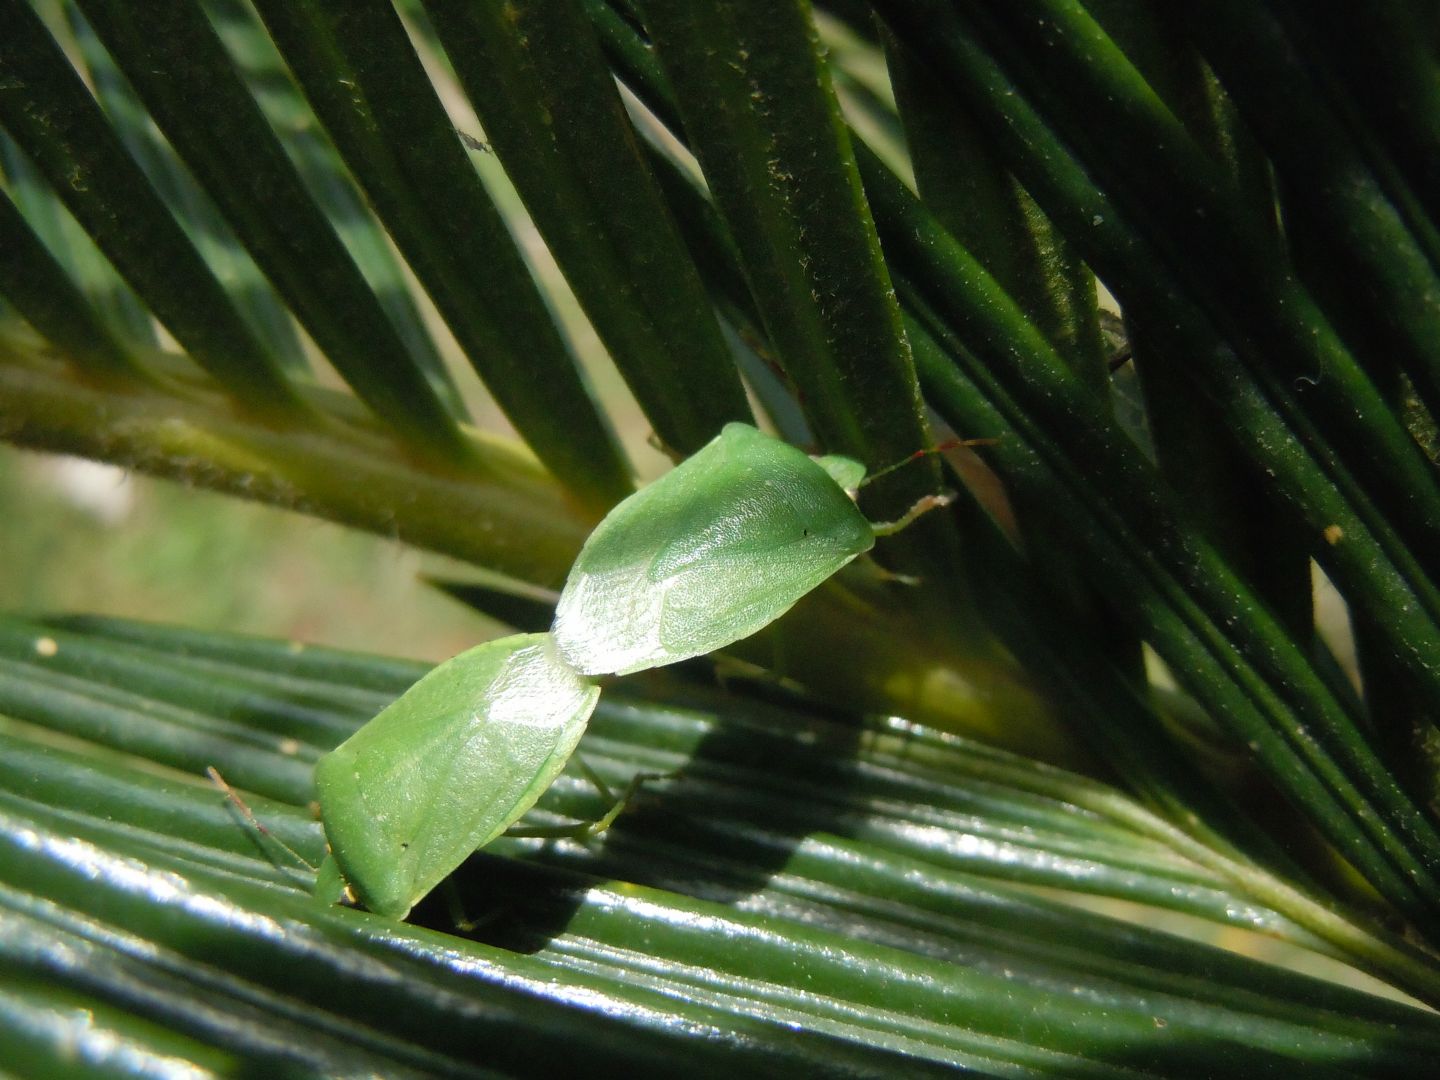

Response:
(553, 424), (874, 676)
(315, 633), (599, 918)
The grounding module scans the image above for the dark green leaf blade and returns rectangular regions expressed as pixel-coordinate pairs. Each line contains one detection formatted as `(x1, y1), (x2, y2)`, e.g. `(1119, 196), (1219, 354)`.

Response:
(63, 1), (310, 374)
(865, 3), (1440, 929)
(74, 0), (471, 460)
(631, 1), (931, 488)
(882, 30), (1105, 388)
(0, 0), (303, 419)
(251, 0), (633, 511)
(589, 4), (1440, 929)
(423, 0), (752, 457)
(0, 189), (140, 382)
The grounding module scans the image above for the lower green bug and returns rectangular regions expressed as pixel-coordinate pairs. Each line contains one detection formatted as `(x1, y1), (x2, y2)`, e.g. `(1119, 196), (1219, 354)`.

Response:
(316, 423), (948, 918)
(315, 633), (599, 918)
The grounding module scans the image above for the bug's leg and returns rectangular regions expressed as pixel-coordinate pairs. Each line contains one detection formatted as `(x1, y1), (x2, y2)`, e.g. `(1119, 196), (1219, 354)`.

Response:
(710, 653), (773, 690)
(442, 879), (503, 934)
(853, 555), (924, 587)
(208, 766), (317, 884)
(573, 754), (618, 805)
(570, 769), (672, 841)
(313, 854), (358, 907)
(506, 767), (673, 843)
(645, 430), (686, 464)
(868, 490), (956, 537)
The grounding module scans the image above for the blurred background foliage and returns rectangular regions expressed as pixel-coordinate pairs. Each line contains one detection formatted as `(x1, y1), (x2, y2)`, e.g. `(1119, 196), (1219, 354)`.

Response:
(0, 450), (491, 658)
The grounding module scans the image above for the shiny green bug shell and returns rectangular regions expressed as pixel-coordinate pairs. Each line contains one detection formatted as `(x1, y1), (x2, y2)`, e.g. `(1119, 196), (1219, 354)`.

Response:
(552, 423), (875, 676)
(314, 633), (599, 919)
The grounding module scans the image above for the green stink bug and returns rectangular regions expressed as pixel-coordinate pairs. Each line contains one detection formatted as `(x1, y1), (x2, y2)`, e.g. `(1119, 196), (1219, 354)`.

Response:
(316, 423), (949, 918)
(552, 422), (877, 676)
(315, 633), (599, 919)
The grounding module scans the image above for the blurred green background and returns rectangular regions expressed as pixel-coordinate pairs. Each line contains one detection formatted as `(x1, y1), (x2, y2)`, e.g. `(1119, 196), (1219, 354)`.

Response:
(0, 443), (487, 660)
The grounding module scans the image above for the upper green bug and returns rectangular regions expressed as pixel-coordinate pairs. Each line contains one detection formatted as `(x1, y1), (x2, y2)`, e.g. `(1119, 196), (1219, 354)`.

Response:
(316, 423), (941, 919)
(552, 422), (876, 676)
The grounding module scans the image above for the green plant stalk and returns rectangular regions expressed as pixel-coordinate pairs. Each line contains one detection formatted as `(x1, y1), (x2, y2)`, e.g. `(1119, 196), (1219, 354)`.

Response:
(0, 328), (593, 590)
(0, 323), (1064, 753)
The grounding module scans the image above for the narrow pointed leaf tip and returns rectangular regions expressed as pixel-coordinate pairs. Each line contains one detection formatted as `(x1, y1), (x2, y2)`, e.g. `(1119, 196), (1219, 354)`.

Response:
(552, 423), (875, 676)
(315, 633), (600, 919)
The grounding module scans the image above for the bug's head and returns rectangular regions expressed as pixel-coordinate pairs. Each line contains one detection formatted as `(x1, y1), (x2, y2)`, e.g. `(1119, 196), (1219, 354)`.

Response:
(810, 453), (867, 498)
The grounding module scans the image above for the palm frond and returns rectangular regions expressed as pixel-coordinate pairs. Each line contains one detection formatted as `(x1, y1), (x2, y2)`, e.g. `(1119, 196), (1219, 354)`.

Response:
(3, 0), (1440, 1070)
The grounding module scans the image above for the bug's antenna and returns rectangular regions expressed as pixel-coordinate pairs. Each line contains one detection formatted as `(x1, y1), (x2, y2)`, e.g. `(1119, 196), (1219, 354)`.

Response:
(207, 766), (318, 876)
(858, 437), (1000, 490)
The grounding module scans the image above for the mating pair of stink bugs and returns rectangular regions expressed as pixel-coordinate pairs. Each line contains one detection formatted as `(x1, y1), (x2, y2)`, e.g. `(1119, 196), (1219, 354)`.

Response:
(316, 422), (952, 918)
